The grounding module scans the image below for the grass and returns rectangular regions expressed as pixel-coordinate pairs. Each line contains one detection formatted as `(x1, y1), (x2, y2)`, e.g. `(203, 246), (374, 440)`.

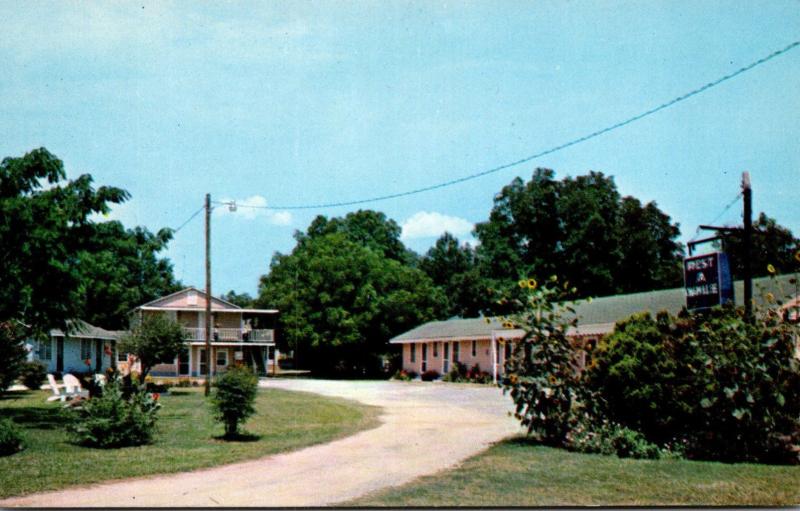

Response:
(0, 386), (380, 499)
(351, 436), (800, 507)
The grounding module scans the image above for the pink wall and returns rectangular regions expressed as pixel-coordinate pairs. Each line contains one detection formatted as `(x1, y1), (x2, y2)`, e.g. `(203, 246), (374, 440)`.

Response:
(401, 339), (497, 376)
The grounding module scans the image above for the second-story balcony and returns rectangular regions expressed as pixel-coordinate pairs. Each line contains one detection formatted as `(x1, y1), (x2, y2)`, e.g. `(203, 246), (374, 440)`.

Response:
(181, 327), (274, 343)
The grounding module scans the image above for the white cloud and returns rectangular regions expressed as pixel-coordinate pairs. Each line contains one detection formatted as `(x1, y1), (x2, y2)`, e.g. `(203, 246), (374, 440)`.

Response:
(216, 195), (292, 226)
(401, 211), (473, 240)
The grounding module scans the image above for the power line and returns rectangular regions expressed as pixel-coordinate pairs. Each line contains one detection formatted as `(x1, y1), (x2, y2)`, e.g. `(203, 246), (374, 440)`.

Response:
(172, 204), (205, 234)
(223, 39), (799, 211)
(688, 191), (742, 242)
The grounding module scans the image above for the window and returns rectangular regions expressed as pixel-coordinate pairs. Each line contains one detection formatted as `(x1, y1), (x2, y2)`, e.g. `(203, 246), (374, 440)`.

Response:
(187, 290), (198, 305)
(453, 341), (460, 362)
(81, 339), (92, 361)
(443, 342), (450, 373)
(471, 340), (477, 357)
(410, 343), (416, 362)
(118, 350), (128, 362)
(433, 342), (438, 358)
(421, 343), (428, 372)
(216, 349), (228, 367)
(37, 339), (52, 361)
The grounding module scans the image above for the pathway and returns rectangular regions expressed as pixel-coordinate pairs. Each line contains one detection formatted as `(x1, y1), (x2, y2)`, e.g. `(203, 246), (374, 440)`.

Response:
(1, 379), (521, 507)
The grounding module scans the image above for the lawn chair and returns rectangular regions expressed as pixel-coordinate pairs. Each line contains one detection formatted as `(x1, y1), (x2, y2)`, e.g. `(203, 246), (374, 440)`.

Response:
(46, 374), (67, 402)
(63, 374), (90, 399)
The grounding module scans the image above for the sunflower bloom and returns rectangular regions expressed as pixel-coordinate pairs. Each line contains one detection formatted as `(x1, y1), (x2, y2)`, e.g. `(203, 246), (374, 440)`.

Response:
(767, 264), (776, 274)
(527, 278), (537, 290)
(766, 292), (775, 303)
(548, 375), (557, 385)
(518, 280), (526, 288)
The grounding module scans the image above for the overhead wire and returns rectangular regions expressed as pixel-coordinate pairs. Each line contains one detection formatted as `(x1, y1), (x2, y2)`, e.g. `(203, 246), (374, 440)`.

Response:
(172, 204), (205, 234)
(688, 191), (743, 243)
(214, 39), (799, 211)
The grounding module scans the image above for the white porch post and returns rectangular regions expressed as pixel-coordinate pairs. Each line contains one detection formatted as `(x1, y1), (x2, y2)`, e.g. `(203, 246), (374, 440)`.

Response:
(491, 331), (497, 384)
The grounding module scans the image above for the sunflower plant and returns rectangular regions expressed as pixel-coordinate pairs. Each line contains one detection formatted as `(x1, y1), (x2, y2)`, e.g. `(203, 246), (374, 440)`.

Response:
(499, 276), (588, 447)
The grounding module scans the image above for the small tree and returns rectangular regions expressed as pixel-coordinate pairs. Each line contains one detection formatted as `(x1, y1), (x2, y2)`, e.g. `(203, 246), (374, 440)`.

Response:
(212, 365), (258, 438)
(120, 315), (186, 384)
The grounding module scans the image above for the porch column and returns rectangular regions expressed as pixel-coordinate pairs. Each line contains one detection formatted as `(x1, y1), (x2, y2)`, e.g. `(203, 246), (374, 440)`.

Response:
(491, 332), (497, 384)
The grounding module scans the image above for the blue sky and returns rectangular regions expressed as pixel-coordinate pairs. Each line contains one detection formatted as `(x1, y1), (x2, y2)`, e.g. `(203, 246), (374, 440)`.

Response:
(2, 1), (798, 296)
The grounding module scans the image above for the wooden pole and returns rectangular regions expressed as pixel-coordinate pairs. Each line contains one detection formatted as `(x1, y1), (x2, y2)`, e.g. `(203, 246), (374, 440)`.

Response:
(204, 193), (212, 396)
(742, 172), (752, 321)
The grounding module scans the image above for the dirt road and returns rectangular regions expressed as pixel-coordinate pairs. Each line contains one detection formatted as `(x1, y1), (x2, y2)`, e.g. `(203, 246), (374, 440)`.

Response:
(1, 379), (520, 507)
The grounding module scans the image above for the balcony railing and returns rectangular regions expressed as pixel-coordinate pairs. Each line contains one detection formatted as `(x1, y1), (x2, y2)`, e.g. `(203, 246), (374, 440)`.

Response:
(181, 327), (274, 342)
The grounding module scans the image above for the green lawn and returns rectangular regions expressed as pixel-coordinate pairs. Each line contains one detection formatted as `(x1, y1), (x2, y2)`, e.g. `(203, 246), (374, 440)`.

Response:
(0, 387), (380, 499)
(351, 436), (800, 507)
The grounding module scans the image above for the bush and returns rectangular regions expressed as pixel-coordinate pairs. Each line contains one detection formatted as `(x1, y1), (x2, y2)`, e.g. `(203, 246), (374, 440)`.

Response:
(212, 365), (258, 438)
(442, 362), (467, 382)
(66, 379), (160, 448)
(586, 299), (800, 464)
(0, 323), (28, 392)
(567, 420), (661, 459)
(420, 370), (440, 382)
(19, 361), (47, 390)
(392, 369), (417, 381)
(0, 418), (25, 456)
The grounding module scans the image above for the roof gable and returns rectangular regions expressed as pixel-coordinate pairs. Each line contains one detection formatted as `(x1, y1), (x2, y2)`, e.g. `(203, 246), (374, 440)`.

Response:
(137, 287), (241, 310)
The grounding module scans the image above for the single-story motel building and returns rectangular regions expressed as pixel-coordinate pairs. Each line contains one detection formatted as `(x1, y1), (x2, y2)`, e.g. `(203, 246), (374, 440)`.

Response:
(27, 288), (279, 378)
(391, 274), (799, 382)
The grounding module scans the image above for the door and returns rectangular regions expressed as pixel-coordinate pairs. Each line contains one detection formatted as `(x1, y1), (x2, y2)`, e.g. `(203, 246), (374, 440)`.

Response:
(443, 342), (450, 373)
(95, 339), (103, 370)
(178, 346), (190, 376)
(56, 337), (64, 372)
(199, 349), (207, 376)
(421, 343), (428, 372)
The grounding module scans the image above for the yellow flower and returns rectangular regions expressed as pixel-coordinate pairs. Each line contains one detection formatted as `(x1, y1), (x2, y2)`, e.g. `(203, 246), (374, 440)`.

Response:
(795, 250), (800, 264)
(527, 278), (537, 290)
(549, 275), (558, 282)
(767, 264), (776, 274)
(766, 292), (775, 303)
(548, 375), (557, 385)
(484, 317), (492, 324)
(518, 280), (526, 288)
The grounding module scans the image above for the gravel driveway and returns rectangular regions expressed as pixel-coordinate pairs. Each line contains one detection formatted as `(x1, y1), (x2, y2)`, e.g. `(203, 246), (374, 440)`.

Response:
(1, 379), (521, 507)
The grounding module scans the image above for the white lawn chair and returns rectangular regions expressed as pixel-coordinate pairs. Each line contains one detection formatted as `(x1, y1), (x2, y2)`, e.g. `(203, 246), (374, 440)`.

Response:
(46, 374), (67, 402)
(63, 374), (90, 399)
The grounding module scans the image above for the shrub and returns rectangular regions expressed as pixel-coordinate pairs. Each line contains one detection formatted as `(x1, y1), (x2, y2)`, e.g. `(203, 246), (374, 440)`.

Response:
(420, 370), (440, 382)
(0, 322), (28, 392)
(567, 420), (661, 459)
(442, 362), (467, 382)
(175, 378), (192, 388)
(212, 365), (258, 438)
(19, 361), (47, 390)
(586, 298), (800, 464)
(66, 379), (160, 448)
(0, 418), (25, 456)
(392, 369), (417, 381)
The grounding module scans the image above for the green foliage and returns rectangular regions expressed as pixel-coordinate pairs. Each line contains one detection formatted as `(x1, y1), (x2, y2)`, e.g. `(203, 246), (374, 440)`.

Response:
(501, 278), (586, 447)
(586, 289), (800, 463)
(76, 222), (181, 330)
(0, 323), (28, 392)
(120, 315), (187, 383)
(212, 365), (258, 438)
(258, 228), (445, 377)
(0, 419), (25, 457)
(442, 362), (492, 384)
(392, 369), (417, 381)
(719, 212), (800, 279)
(220, 290), (255, 308)
(419, 233), (485, 318)
(67, 379), (160, 448)
(0, 148), (128, 334)
(474, 168), (684, 301)
(567, 420), (662, 459)
(19, 361), (47, 390)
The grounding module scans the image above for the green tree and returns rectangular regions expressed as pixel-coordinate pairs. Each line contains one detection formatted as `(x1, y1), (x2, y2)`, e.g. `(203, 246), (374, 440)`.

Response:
(220, 290), (255, 308)
(298, 209), (415, 264)
(77, 222), (181, 329)
(0, 148), (128, 388)
(258, 232), (445, 376)
(419, 233), (485, 317)
(0, 148), (128, 334)
(119, 315), (187, 383)
(474, 168), (684, 302)
(719, 213), (800, 279)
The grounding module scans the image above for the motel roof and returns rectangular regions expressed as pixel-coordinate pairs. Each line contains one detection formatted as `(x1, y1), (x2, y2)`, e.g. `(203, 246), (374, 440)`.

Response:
(50, 320), (122, 340)
(390, 274), (798, 344)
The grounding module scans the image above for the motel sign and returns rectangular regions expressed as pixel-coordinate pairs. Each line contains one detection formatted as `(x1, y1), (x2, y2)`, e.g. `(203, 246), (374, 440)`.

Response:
(684, 252), (734, 311)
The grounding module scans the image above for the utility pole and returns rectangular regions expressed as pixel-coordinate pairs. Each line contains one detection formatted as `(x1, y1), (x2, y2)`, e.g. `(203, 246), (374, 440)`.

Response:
(742, 172), (753, 321)
(204, 193), (212, 397)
